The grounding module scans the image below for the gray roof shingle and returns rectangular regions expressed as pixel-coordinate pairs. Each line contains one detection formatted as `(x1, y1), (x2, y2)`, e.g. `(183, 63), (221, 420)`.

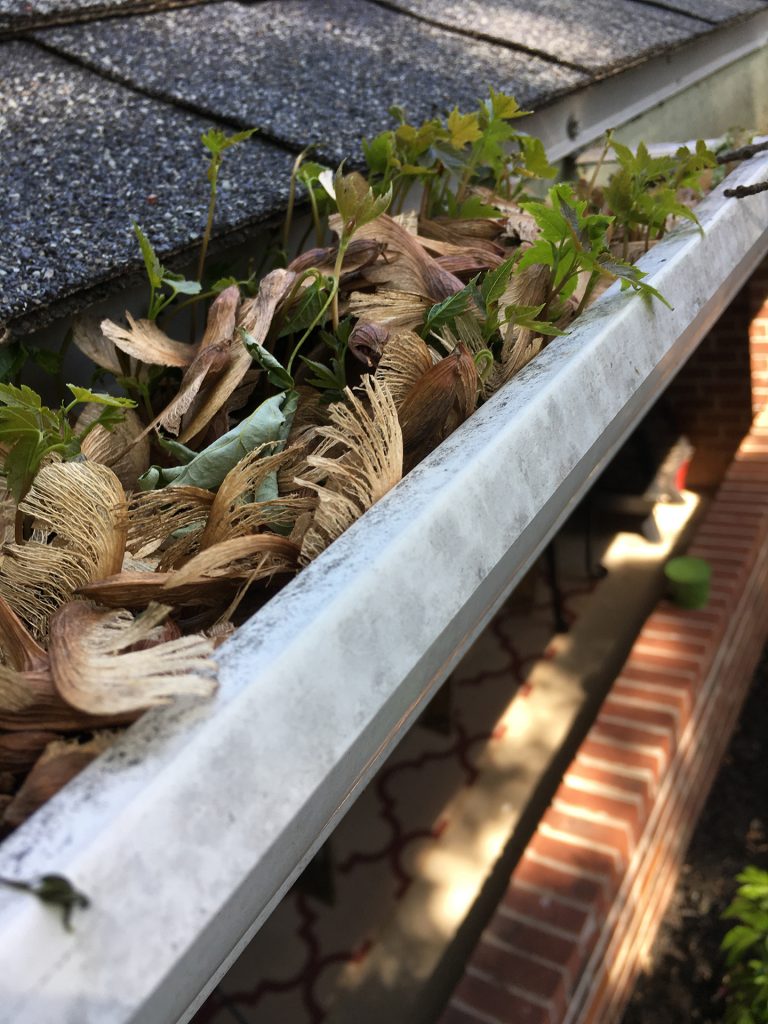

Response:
(0, 40), (294, 332)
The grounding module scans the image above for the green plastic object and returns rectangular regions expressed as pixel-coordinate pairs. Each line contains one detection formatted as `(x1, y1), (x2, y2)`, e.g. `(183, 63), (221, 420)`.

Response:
(664, 556), (712, 609)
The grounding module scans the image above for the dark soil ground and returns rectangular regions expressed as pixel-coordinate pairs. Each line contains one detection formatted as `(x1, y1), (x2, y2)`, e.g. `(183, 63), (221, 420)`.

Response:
(621, 646), (768, 1024)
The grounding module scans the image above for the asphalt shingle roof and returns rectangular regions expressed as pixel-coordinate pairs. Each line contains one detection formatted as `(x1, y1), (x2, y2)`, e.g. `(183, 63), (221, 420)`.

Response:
(0, 39), (294, 333)
(370, 0), (710, 72)
(34, 0), (586, 163)
(1, 0), (766, 335)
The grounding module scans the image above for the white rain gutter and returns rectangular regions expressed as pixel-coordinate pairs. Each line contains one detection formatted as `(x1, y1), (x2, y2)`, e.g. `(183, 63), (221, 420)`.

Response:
(1, 149), (767, 1024)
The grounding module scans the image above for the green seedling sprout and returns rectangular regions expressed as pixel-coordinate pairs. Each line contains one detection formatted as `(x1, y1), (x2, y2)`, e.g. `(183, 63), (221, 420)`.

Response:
(319, 166), (392, 331)
(198, 127), (258, 283)
(133, 223), (201, 321)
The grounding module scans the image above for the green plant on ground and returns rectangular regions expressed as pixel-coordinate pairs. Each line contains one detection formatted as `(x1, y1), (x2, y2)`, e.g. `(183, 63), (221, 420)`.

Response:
(722, 866), (768, 1023)
(319, 166), (392, 329)
(133, 127), (257, 322)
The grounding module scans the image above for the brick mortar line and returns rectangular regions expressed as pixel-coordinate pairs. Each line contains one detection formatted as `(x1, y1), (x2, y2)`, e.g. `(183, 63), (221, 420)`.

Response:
(550, 798), (636, 844)
(466, 965), (554, 1011)
(575, 754), (655, 787)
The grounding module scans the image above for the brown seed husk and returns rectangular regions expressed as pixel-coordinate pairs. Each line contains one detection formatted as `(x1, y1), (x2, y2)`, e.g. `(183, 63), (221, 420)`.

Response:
(170, 535), (299, 586)
(420, 215), (507, 244)
(49, 602), (217, 716)
(3, 733), (116, 828)
(499, 261), (550, 314)
(347, 289), (432, 334)
(179, 271), (295, 443)
(0, 462), (127, 640)
(375, 331), (434, 410)
(397, 344), (478, 471)
(78, 406), (151, 491)
(127, 486), (214, 567)
(201, 446), (313, 548)
(491, 329), (544, 391)
(0, 485), (14, 547)
(297, 377), (402, 565)
(101, 312), (195, 367)
(80, 535), (300, 607)
(348, 321), (389, 369)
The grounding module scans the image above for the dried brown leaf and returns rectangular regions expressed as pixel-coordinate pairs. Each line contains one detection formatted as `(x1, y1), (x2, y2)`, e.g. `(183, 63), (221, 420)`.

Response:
(3, 732), (116, 828)
(49, 602), (217, 716)
(156, 343), (230, 436)
(72, 313), (123, 375)
(198, 284), (240, 351)
(178, 270), (295, 443)
(101, 312), (195, 368)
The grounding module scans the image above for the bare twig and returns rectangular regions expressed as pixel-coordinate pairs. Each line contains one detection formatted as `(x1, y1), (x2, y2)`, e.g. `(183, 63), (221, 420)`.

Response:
(724, 180), (768, 200)
(717, 140), (768, 165)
